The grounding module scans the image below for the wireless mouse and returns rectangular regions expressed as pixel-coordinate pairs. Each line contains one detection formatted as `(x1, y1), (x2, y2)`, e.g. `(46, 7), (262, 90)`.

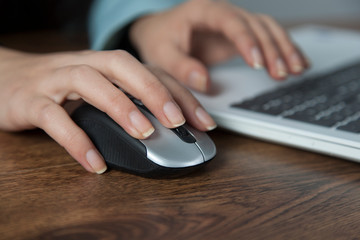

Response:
(71, 101), (216, 178)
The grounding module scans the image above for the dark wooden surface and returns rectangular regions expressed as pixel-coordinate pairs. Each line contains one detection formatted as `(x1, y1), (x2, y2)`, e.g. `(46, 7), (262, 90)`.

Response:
(1, 23), (360, 240)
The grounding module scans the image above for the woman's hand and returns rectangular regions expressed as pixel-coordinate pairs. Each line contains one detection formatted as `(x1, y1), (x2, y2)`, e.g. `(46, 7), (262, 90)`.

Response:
(130, 0), (309, 92)
(0, 47), (216, 173)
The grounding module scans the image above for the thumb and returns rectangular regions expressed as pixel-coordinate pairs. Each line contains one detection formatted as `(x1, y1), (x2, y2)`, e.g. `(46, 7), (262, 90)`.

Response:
(160, 44), (210, 92)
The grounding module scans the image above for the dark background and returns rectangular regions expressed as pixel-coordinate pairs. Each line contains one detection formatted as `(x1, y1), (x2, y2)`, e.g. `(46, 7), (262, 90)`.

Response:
(0, 0), (92, 33)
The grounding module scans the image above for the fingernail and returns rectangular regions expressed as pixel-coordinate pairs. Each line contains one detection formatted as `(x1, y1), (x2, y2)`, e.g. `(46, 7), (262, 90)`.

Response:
(290, 53), (303, 73)
(163, 101), (185, 127)
(276, 58), (288, 78)
(188, 71), (207, 92)
(86, 149), (107, 174)
(196, 107), (217, 131)
(129, 110), (155, 138)
(251, 47), (264, 69)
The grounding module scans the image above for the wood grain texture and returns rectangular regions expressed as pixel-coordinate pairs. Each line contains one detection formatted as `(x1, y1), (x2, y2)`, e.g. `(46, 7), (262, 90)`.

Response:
(2, 129), (360, 240)
(1, 24), (360, 240)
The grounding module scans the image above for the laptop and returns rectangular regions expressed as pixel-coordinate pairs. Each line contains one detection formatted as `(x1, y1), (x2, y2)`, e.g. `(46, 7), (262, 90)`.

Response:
(192, 25), (360, 162)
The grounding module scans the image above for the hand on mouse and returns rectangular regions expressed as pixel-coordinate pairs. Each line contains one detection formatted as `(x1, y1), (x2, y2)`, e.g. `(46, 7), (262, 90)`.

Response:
(129, 0), (309, 92)
(0, 47), (216, 174)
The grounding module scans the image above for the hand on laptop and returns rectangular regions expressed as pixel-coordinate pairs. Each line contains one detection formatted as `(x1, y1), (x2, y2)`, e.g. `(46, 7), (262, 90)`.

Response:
(129, 0), (310, 92)
(0, 47), (216, 173)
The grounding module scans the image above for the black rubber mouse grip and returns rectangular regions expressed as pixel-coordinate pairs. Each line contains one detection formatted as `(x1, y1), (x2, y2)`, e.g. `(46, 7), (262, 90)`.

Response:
(72, 104), (159, 173)
(71, 104), (203, 177)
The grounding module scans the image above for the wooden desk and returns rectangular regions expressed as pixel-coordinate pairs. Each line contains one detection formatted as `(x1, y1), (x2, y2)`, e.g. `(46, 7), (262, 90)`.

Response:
(1, 24), (360, 240)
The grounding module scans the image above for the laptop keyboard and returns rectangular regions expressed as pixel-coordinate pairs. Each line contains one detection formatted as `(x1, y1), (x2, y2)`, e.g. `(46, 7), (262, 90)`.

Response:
(231, 61), (360, 133)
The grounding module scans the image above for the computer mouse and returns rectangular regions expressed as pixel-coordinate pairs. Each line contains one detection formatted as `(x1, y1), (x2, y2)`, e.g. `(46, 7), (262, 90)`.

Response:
(71, 100), (216, 178)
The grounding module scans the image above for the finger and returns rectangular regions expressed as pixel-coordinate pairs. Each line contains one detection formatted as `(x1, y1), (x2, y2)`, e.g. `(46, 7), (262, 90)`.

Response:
(147, 66), (217, 131)
(156, 43), (210, 92)
(28, 97), (107, 174)
(52, 65), (155, 139)
(191, 31), (238, 66)
(238, 11), (288, 80)
(197, 2), (264, 69)
(67, 52), (186, 129)
(257, 14), (309, 75)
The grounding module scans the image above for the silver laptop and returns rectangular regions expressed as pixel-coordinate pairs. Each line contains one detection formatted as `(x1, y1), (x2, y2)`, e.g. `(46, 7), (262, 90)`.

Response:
(192, 25), (360, 162)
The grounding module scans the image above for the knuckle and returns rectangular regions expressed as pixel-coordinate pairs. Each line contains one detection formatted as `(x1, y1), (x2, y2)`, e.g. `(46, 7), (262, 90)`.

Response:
(68, 65), (94, 83)
(259, 35), (273, 48)
(222, 18), (255, 45)
(104, 93), (125, 112)
(236, 30), (254, 43)
(102, 92), (132, 120)
(143, 78), (167, 94)
(257, 13), (275, 23)
(247, 14), (264, 29)
(176, 86), (192, 101)
(62, 129), (84, 151)
(35, 102), (56, 127)
(221, 12), (240, 29)
(105, 50), (139, 72)
(140, 80), (171, 105)
(108, 50), (134, 65)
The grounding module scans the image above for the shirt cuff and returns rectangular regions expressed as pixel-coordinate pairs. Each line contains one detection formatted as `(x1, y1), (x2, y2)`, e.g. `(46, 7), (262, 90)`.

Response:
(88, 0), (184, 50)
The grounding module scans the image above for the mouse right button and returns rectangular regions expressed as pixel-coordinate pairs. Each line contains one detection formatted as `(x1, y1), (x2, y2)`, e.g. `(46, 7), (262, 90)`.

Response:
(186, 126), (217, 162)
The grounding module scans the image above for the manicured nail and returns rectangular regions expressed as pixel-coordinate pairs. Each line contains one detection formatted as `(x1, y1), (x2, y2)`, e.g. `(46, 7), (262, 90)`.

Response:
(129, 110), (155, 138)
(276, 58), (288, 78)
(195, 107), (217, 131)
(86, 149), (107, 174)
(163, 101), (185, 127)
(251, 47), (264, 69)
(290, 53), (304, 73)
(188, 71), (207, 92)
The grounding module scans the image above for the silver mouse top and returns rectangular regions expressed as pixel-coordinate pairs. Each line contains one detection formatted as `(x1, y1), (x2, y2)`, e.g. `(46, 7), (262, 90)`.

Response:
(139, 107), (217, 168)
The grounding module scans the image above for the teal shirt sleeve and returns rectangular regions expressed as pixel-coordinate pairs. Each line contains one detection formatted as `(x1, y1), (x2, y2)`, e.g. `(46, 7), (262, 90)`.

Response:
(89, 0), (185, 50)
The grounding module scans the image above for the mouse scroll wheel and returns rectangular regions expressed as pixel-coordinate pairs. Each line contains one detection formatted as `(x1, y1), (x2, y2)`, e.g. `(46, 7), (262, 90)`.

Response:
(172, 126), (196, 143)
